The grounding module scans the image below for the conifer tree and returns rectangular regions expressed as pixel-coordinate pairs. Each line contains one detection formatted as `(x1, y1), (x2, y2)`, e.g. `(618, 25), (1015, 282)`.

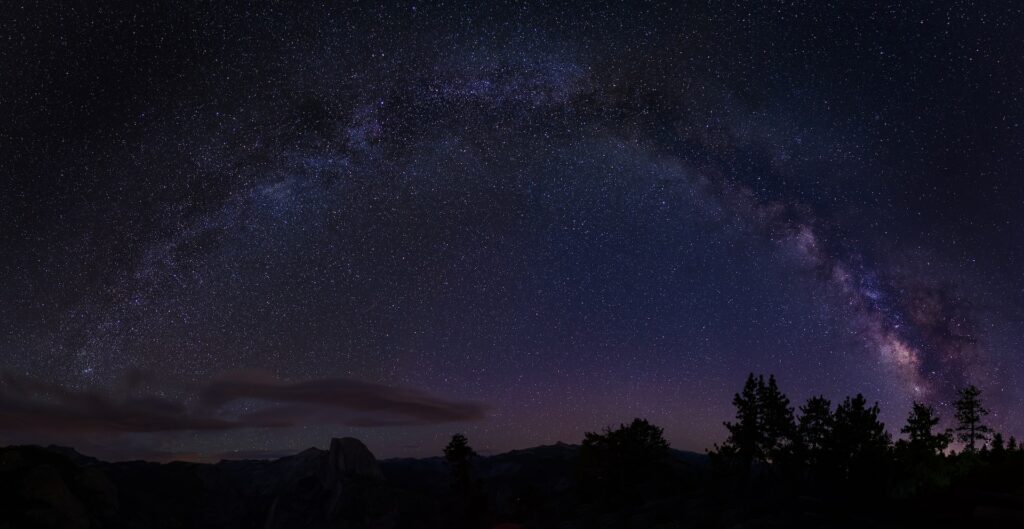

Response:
(443, 434), (484, 528)
(759, 375), (797, 463)
(991, 432), (1005, 455)
(830, 394), (891, 484)
(953, 385), (991, 452)
(900, 402), (950, 456)
(444, 433), (477, 492)
(797, 396), (833, 466)
(716, 374), (797, 468)
(720, 373), (762, 465)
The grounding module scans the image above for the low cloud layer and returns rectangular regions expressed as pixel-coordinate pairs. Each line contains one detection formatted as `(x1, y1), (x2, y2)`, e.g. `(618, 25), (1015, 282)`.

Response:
(0, 372), (486, 435)
(202, 374), (488, 427)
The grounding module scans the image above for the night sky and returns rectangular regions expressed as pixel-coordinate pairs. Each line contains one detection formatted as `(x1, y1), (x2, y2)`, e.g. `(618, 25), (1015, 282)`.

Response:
(3, 1), (1024, 462)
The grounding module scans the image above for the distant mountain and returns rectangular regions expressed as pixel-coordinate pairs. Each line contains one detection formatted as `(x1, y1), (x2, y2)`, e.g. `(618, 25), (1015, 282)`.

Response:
(11, 439), (1023, 528)
(1, 439), (391, 529)
(0, 440), (711, 529)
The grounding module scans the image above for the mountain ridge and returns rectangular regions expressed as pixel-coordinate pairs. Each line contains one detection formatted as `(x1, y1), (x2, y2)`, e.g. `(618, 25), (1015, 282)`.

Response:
(0, 438), (710, 528)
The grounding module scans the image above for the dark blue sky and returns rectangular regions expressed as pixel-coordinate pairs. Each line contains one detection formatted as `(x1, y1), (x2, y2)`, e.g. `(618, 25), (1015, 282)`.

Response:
(2, 1), (1023, 460)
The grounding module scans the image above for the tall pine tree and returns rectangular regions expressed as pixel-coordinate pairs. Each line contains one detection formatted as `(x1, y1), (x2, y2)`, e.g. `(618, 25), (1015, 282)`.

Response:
(444, 433), (477, 492)
(797, 396), (833, 467)
(719, 373), (763, 466)
(759, 375), (797, 463)
(715, 374), (797, 467)
(953, 385), (990, 452)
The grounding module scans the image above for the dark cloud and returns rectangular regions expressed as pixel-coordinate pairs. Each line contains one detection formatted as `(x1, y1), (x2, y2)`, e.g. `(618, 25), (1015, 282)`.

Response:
(0, 372), (485, 435)
(0, 373), (243, 433)
(201, 373), (488, 425)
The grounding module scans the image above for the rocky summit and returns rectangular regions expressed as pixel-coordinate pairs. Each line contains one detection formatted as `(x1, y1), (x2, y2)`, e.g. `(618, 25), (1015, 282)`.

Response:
(327, 437), (385, 483)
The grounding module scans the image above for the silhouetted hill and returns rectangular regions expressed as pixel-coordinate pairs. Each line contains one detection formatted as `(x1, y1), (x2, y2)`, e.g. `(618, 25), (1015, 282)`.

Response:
(5, 439), (1024, 528)
(0, 439), (393, 529)
(0, 440), (712, 529)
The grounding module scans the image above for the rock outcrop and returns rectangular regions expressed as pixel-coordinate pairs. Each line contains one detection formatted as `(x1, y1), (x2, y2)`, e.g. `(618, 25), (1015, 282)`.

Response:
(262, 437), (393, 529)
(0, 446), (118, 529)
(327, 437), (384, 483)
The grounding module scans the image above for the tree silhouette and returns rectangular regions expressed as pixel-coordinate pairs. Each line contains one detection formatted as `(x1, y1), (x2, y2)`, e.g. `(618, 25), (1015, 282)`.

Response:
(443, 433), (484, 529)
(797, 396), (833, 467)
(444, 433), (477, 493)
(900, 402), (950, 456)
(579, 418), (670, 500)
(829, 394), (891, 488)
(894, 401), (952, 496)
(716, 374), (796, 468)
(719, 373), (762, 468)
(759, 375), (797, 464)
(707, 377), (1022, 512)
(953, 384), (990, 452)
(991, 432), (1005, 456)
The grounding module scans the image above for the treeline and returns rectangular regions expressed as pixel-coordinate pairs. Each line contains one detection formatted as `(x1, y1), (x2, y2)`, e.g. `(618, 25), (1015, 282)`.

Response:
(438, 375), (1023, 526)
(708, 374), (1021, 499)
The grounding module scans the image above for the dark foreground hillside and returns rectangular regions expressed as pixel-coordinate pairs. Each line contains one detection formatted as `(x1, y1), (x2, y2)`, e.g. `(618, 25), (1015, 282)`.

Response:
(1, 437), (1023, 529)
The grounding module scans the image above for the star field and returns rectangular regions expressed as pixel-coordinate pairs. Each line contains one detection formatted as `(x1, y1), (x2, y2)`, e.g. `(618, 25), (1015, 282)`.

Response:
(2, 1), (1024, 460)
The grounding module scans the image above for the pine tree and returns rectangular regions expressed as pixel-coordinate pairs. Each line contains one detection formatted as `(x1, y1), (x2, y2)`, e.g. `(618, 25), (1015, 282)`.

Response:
(798, 396), (833, 466)
(1009, 436), (1018, 451)
(991, 432), (1005, 455)
(720, 373), (762, 465)
(716, 373), (797, 466)
(443, 434), (484, 528)
(759, 375), (797, 463)
(900, 402), (950, 455)
(444, 433), (477, 492)
(830, 394), (891, 485)
(798, 397), (833, 450)
(953, 385), (991, 452)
